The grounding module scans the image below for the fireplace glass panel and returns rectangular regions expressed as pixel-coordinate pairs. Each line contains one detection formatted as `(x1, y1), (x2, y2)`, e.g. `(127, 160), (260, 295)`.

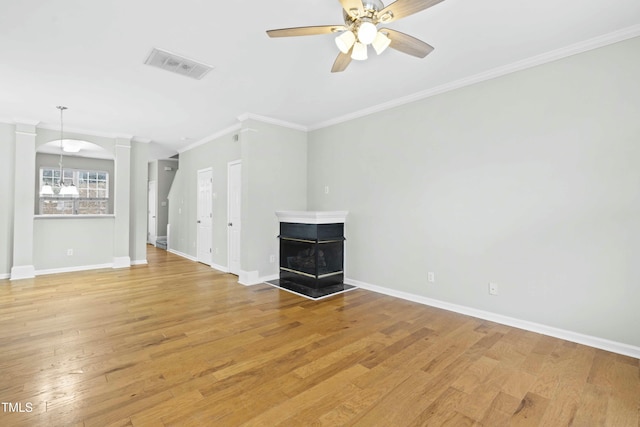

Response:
(280, 239), (343, 277)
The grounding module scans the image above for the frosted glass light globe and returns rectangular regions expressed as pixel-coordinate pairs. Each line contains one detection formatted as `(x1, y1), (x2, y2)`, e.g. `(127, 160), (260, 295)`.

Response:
(357, 21), (377, 45)
(335, 30), (356, 54)
(351, 42), (368, 60)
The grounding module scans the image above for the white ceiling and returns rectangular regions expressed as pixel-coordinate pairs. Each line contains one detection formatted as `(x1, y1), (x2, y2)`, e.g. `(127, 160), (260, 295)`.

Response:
(1, 0), (639, 160)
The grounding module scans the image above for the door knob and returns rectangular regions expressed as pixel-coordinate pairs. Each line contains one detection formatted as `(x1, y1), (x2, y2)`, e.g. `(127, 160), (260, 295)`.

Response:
(228, 222), (233, 226)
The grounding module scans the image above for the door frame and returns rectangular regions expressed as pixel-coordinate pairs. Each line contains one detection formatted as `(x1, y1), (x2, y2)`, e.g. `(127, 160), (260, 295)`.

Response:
(147, 180), (157, 245)
(227, 160), (241, 275)
(196, 167), (213, 265)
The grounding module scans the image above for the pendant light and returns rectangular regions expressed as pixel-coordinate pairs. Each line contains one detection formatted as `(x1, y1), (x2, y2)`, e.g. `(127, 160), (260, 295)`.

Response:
(56, 106), (79, 197)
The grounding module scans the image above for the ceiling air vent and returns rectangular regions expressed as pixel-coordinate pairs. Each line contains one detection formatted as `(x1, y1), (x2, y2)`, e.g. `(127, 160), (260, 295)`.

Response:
(144, 47), (213, 80)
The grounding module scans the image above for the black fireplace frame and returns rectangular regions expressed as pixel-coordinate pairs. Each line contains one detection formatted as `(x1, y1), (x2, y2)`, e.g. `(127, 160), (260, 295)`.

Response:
(278, 222), (345, 289)
(268, 220), (354, 299)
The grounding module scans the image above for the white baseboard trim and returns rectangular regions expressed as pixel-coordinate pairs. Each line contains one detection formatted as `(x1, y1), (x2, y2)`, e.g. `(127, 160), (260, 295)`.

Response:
(239, 271), (279, 286)
(0, 273), (10, 280)
(36, 263), (114, 276)
(167, 249), (197, 262)
(239, 270), (259, 286)
(345, 278), (640, 359)
(211, 263), (229, 273)
(10, 265), (36, 280)
(112, 256), (131, 269)
(131, 259), (148, 266)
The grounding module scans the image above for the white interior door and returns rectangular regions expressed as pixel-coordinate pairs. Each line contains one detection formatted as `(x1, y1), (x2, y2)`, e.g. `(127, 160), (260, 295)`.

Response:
(197, 168), (213, 265)
(148, 180), (157, 245)
(227, 161), (241, 275)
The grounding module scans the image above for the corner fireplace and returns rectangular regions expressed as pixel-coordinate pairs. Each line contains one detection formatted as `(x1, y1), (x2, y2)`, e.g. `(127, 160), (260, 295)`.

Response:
(267, 211), (355, 299)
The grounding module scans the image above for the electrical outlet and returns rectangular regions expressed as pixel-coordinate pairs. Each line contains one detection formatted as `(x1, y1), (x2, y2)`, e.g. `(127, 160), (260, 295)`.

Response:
(489, 282), (499, 295)
(427, 272), (435, 283)
(67, 249), (73, 256)
(269, 254), (275, 263)
(324, 186), (330, 194)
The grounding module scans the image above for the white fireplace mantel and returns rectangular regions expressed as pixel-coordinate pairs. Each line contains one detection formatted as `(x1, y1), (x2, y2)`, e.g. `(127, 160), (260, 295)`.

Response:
(275, 210), (348, 224)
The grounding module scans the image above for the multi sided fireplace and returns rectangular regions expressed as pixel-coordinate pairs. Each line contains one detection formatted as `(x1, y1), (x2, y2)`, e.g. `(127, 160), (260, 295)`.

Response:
(269, 211), (354, 299)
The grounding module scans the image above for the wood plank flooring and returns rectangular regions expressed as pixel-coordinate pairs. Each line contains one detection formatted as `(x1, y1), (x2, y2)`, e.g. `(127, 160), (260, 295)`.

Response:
(0, 246), (638, 426)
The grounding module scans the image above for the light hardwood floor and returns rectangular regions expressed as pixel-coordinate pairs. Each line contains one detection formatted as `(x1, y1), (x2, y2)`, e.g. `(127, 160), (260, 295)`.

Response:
(0, 246), (638, 426)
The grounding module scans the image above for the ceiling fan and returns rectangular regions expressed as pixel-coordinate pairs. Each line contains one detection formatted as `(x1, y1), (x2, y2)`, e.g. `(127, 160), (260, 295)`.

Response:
(266, 0), (445, 73)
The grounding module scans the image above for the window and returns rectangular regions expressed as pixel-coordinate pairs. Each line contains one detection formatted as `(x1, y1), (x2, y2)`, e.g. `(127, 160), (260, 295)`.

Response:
(39, 167), (110, 215)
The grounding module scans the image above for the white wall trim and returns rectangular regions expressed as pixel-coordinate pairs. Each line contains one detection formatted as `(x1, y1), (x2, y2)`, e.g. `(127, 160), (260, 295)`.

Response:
(0, 273), (11, 280)
(10, 265), (36, 280)
(132, 137), (152, 144)
(238, 270), (260, 286)
(211, 263), (229, 273)
(15, 130), (38, 136)
(309, 24), (640, 131)
(35, 263), (114, 276)
(238, 271), (279, 286)
(37, 122), (135, 141)
(178, 123), (242, 154)
(344, 278), (640, 359)
(237, 113), (308, 132)
(131, 259), (148, 266)
(112, 256), (131, 269)
(167, 249), (197, 262)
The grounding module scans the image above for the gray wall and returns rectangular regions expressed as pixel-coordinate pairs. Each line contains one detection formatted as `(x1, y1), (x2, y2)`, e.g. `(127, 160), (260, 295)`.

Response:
(240, 119), (308, 279)
(307, 37), (640, 347)
(148, 159), (177, 241)
(168, 130), (241, 265)
(33, 217), (115, 270)
(0, 123), (16, 277)
(130, 142), (149, 263)
(156, 159), (177, 238)
(0, 123), (148, 275)
(168, 119), (308, 280)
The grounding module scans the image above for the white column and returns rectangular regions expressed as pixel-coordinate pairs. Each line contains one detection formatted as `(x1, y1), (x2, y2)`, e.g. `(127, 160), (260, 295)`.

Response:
(10, 123), (37, 280)
(113, 137), (131, 268)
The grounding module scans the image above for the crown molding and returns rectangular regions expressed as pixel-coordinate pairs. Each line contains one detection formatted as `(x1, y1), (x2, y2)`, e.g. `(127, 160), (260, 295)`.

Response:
(237, 112), (308, 132)
(37, 122), (136, 141)
(309, 24), (640, 131)
(132, 137), (152, 144)
(178, 123), (242, 153)
(14, 118), (41, 126)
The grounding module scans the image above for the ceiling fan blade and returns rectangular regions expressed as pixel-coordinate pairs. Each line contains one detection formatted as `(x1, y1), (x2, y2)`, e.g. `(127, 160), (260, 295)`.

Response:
(377, 0), (445, 23)
(383, 28), (434, 58)
(331, 49), (353, 73)
(267, 25), (346, 38)
(338, 0), (365, 18)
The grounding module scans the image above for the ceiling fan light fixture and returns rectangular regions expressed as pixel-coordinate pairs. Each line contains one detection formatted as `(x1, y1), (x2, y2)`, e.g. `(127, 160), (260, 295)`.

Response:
(351, 42), (368, 60)
(372, 31), (391, 55)
(357, 20), (377, 45)
(335, 30), (356, 54)
(379, 11), (394, 23)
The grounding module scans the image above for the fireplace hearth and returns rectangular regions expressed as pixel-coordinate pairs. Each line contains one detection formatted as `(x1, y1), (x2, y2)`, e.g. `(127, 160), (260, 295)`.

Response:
(267, 211), (355, 299)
